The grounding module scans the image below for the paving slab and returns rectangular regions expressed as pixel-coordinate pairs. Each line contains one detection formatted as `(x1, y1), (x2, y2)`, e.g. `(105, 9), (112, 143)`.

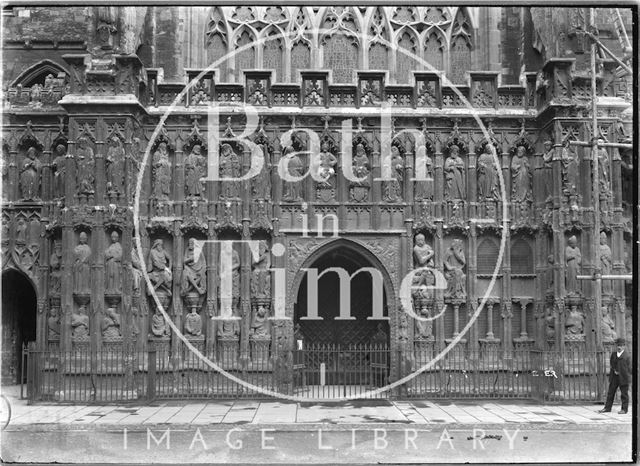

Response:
(253, 403), (297, 423)
(409, 401), (458, 423)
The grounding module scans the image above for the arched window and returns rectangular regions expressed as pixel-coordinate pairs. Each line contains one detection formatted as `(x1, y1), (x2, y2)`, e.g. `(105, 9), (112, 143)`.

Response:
(395, 29), (419, 84)
(290, 7), (311, 82)
(321, 7), (360, 83)
(234, 29), (256, 80)
(9, 59), (67, 87)
(262, 28), (284, 81)
(511, 238), (534, 274)
(368, 7), (389, 70)
(449, 9), (472, 84)
(205, 7), (228, 80)
(477, 238), (499, 275)
(424, 31), (444, 71)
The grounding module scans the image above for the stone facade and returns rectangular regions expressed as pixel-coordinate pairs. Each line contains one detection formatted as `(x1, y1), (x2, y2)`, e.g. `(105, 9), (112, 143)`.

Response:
(1, 6), (633, 392)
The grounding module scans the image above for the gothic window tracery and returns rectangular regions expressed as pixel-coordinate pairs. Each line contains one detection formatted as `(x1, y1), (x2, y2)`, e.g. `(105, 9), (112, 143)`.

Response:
(395, 29), (419, 84)
(511, 238), (534, 275)
(234, 29), (257, 81)
(205, 7), (229, 80)
(449, 9), (473, 84)
(289, 7), (312, 82)
(477, 237), (500, 275)
(262, 27), (284, 81)
(321, 7), (361, 83)
(367, 8), (389, 70)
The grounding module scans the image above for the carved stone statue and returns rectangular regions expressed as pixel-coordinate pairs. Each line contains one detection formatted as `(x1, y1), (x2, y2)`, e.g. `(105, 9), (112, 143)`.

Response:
(105, 137), (125, 195)
(444, 145), (465, 200)
(147, 239), (173, 295)
(565, 305), (584, 337)
(180, 237), (207, 298)
(596, 139), (610, 194)
(150, 306), (169, 337)
(73, 232), (92, 295)
(71, 305), (90, 339)
(542, 139), (554, 199)
(19, 147), (42, 200)
(184, 308), (203, 337)
(600, 232), (613, 295)
(152, 142), (171, 199)
(76, 137), (95, 195)
(477, 144), (499, 200)
(565, 235), (581, 295)
(561, 142), (579, 197)
(47, 307), (60, 339)
(383, 145), (404, 202)
(253, 142), (272, 200)
(511, 145), (532, 202)
(49, 240), (63, 295)
(544, 305), (555, 340)
(250, 305), (270, 338)
(51, 144), (67, 199)
(413, 233), (434, 269)
(104, 231), (123, 294)
(185, 144), (206, 197)
(251, 240), (271, 300)
(282, 145), (304, 202)
(444, 239), (466, 299)
(220, 143), (241, 199)
(600, 306), (617, 343)
(414, 144), (434, 201)
(101, 307), (122, 340)
(415, 306), (433, 340)
(317, 141), (337, 188)
(131, 247), (144, 296)
(231, 247), (241, 313)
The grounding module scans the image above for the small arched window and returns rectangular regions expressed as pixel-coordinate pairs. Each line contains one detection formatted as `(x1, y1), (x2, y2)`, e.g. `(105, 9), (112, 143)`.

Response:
(477, 237), (499, 275)
(511, 238), (534, 275)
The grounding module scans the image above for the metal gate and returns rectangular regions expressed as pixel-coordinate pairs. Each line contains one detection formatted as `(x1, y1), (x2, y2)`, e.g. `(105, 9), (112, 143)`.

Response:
(292, 344), (390, 399)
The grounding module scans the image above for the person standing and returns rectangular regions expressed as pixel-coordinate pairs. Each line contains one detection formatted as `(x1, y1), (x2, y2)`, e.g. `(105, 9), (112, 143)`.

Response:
(599, 337), (631, 414)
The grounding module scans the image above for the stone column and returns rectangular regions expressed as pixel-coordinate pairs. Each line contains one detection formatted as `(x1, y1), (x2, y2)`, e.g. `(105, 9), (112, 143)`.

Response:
(94, 120), (106, 206)
(92, 214), (105, 353)
(467, 141), (477, 219)
(61, 215), (74, 354)
(468, 223), (479, 355)
(171, 224), (184, 364)
(8, 137), (18, 201)
(609, 147), (626, 336)
(205, 224), (218, 360)
(371, 135), (381, 230)
(501, 142), (513, 358)
(239, 221), (252, 366)
(434, 137), (445, 351)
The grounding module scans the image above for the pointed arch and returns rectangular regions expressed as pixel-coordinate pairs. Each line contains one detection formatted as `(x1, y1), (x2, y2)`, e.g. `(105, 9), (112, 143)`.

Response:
(366, 7), (391, 71)
(10, 59), (67, 87)
(288, 7), (313, 82)
(232, 26), (258, 81)
(205, 7), (230, 81)
(449, 7), (473, 84)
(424, 29), (445, 71)
(260, 25), (285, 81)
(319, 7), (361, 83)
(511, 237), (534, 275)
(394, 26), (420, 84)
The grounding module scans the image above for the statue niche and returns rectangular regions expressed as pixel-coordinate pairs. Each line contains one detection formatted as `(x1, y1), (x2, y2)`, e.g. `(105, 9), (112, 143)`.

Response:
(218, 246), (241, 339)
(181, 237), (207, 335)
(349, 142), (371, 202)
(414, 143), (434, 201)
(105, 136), (125, 196)
(184, 143), (206, 197)
(71, 304), (90, 340)
(104, 230), (123, 294)
(476, 142), (499, 201)
(444, 239), (466, 299)
(315, 140), (338, 202)
(444, 144), (465, 201)
(565, 235), (582, 296)
(51, 144), (67, 200)
(599, 232), (613, 295)
(48, 307), (61, 340)
(152, 141), (171, 199)
(147, 238), (173, 296)
(511, 144), (532, 203)
(76, 137), (96, 196)
(73, 232), (92, 295)
(19, 146), (42, 201)
(49, 240), (63, 295)
(382, 144), (404, 203)
(220, 143), (241, 199)
(282, 145), (305, 202)
(600, 305), (617, 343)
(101, 306), (122, 340)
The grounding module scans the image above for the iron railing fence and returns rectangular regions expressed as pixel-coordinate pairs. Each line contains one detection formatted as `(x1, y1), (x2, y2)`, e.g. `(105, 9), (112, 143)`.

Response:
(292, 343), (390, 399)
(24, 344), (612, 404)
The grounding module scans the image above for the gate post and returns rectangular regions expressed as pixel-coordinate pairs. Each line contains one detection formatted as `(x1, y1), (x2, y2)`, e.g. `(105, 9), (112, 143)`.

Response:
(147, 348), (156, 401)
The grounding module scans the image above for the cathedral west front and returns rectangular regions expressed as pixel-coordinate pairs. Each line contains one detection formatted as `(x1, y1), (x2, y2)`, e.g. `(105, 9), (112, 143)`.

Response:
(1, 6), (634, 401)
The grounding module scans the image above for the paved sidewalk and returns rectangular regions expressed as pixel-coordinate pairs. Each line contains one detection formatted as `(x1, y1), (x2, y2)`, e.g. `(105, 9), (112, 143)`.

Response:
(1, 385), (631, 429)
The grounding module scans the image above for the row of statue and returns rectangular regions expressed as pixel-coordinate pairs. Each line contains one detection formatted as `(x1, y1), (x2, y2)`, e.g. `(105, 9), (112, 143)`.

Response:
(409, 231), (613, 301)
(20, 137), (601, 206)
(544, 303), (617, 343)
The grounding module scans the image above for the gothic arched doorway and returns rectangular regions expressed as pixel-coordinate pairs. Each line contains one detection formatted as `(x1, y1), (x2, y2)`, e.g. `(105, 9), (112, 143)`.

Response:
(1, 269), (37, 385)
(294, 242), (390, 347)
